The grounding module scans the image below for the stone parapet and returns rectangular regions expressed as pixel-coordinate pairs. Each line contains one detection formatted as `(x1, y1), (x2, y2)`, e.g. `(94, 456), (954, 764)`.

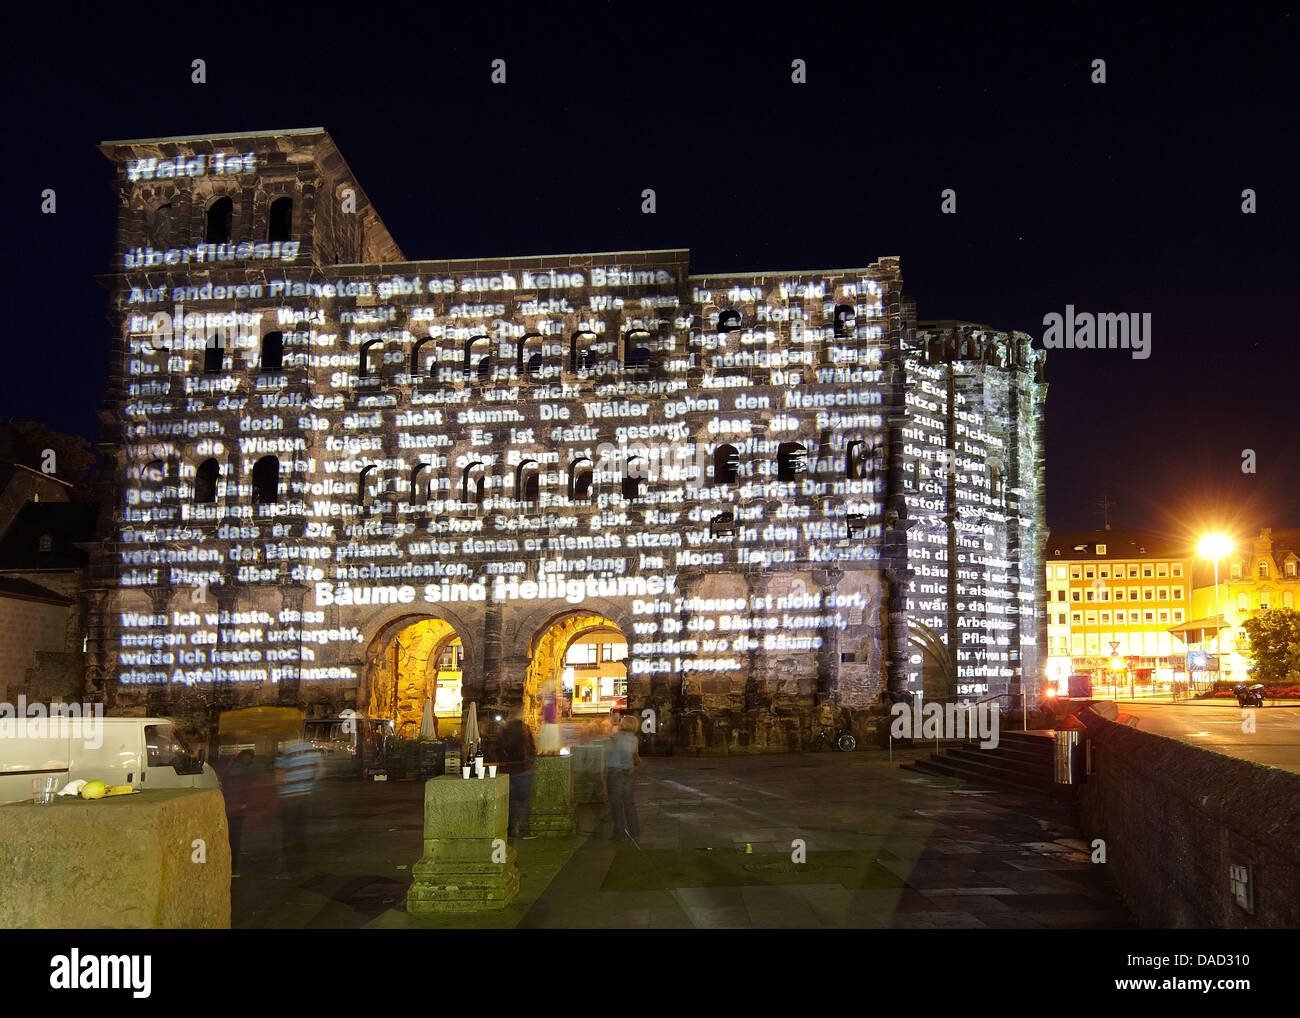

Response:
(0, 787), (229, 928)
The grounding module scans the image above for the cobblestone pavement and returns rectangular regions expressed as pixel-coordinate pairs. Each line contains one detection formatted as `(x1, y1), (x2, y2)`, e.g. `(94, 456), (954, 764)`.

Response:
(230, 752), (1134, 929)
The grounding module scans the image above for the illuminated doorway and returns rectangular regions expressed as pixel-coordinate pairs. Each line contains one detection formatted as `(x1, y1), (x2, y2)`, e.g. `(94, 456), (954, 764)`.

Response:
(363, 617), (464, 740)
(524, 613), (628, 732)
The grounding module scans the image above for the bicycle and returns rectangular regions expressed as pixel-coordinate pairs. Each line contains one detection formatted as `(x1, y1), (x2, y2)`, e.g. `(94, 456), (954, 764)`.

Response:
(812, 726), (857, 752)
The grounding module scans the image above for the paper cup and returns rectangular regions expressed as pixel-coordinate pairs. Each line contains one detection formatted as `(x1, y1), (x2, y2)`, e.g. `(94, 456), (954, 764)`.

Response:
(489, 764), (498, 777)
(461, 766), (471, 779)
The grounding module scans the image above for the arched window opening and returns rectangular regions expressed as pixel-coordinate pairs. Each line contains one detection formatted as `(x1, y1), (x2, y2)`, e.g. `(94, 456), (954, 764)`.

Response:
(268, 196), (293, 242)
(570, 459), (594, 502)
(252, 456), (279, 504)
(194, 458), (220, 503)
(205, 196), (232, 245)
(623, 457), (647, 501)
(150, 203), (175, 246)
(204, 333), (223, 373)
(360, 339), (384, 378)
(833, 304), (855, 338)
(717, 309), (742, 334)
(570, 331), (599, 374)
(517, 461), (540, 506)
(463, 336), (491, 383)
(359, 464), (380, 506)
(410, 463), (431, 506)
(411, 337), (436, 378)
(845, 440), (867, 480)
(144, 459), (166, 484)
(777, 442), (807, 483)
(517, 333), (545, 378)
(462, 463), (486, 507)
(1259, 561), (1269, 579)
(846, 514), (869, 538)
(709, 509), (737, 538)
(260, 331), (284, 372)
(714, 444), (739, 485)
(624, 329), (651, 369)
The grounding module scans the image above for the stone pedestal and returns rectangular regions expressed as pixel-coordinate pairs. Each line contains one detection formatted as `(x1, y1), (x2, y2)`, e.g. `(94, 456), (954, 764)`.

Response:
(571, 743), (607, 804)
(529, 754), (575, 835)
(406, 775), (519, 913)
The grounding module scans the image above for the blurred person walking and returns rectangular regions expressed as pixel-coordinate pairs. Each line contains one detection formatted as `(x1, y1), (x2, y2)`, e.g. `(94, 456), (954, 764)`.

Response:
(273, 739), (323, 877)
(605, 715), (642, 842)
(498, 717), (536, 839)
(220, 749), (257, 877)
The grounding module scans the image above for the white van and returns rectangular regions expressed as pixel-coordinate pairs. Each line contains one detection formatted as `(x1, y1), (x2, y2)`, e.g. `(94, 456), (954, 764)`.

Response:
(0, 715), (219, 806)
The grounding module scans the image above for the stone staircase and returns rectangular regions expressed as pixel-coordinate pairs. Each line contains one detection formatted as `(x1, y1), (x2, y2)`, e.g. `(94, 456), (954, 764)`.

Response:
(902, 729), (1061, 796)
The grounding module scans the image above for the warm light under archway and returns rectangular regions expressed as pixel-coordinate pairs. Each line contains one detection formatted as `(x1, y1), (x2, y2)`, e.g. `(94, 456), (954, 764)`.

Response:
(522, 612), (626, 732)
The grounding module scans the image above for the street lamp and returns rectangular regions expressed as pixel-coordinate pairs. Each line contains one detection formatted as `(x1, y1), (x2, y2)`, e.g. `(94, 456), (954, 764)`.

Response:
(1196, 533), (1234, 664)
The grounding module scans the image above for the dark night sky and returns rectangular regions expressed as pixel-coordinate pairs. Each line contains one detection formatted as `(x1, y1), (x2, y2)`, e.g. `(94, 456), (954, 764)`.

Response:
(3, 6), (1296, 541)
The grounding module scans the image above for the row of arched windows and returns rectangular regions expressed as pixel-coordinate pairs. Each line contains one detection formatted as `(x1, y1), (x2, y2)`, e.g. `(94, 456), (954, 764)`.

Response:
(189, 304), (882, 382)
(171, 440), (882, 510)
(199, 195), (293, 245)
(202, 331), (284, 373)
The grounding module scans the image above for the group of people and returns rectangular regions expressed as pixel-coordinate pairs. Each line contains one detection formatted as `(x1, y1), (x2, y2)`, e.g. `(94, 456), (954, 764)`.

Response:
(219, 739), (323, 878)
(497, 699), (643, 842)
(219, 701), (645, 879)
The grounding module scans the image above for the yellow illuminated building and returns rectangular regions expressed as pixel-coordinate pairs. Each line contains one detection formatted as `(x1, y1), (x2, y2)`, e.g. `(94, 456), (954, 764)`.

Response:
(1189, 527), (1300, 683)
(562, 628), (629, 715)
(1045, 530), (1192, 695)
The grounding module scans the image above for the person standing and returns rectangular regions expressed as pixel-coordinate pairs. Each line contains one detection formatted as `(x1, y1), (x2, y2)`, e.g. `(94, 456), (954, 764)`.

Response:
(498, 718), (536, 839)
(273, 739), (323, 877)
(220, 749), (257, 877)
(605, 715), (642, 842)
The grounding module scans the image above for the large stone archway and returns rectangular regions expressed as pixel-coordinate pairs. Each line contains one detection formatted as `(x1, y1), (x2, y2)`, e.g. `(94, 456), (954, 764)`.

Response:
(522, 611), (626, 732)
(362, 615), (465, 739)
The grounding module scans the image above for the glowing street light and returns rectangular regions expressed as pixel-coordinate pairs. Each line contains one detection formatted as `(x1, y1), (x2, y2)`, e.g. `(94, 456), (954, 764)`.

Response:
(1197, 533), (1234, 660)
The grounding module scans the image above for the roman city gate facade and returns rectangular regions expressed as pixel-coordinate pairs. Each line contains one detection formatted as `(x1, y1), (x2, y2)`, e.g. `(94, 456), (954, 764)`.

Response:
(87, 128), (1048, 750)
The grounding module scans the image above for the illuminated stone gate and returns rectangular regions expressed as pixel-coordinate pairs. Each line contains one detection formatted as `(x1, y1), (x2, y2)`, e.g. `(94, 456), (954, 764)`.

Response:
(362, 615), (463, 739)
(88, 128), (1049, 750)
(523, 612), (626, 729)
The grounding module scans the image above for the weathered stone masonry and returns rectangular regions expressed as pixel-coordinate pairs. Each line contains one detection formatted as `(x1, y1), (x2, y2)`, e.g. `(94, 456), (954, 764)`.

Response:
(87, 128), (1048, 750)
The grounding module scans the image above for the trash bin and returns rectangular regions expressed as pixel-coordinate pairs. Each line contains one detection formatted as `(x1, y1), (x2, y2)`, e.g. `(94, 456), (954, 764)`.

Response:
(1053, 714), (1088, 784)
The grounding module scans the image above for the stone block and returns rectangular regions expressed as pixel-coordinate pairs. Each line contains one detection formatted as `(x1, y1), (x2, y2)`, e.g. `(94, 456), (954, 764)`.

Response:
(0, 788), (230, 929)
(407, 774), (519, 913)
(422, 774), (509, 840)
(529, 754), (575, 836)
(571, 743), (606, 803)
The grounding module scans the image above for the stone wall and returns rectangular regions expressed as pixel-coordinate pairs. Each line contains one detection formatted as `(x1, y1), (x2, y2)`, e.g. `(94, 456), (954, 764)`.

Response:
(0, 595), (74, 701)
(1076, 706), (1300, 928)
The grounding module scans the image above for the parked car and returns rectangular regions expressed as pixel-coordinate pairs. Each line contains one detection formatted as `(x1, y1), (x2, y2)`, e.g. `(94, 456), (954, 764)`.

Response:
(301, 716), (394, 777)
